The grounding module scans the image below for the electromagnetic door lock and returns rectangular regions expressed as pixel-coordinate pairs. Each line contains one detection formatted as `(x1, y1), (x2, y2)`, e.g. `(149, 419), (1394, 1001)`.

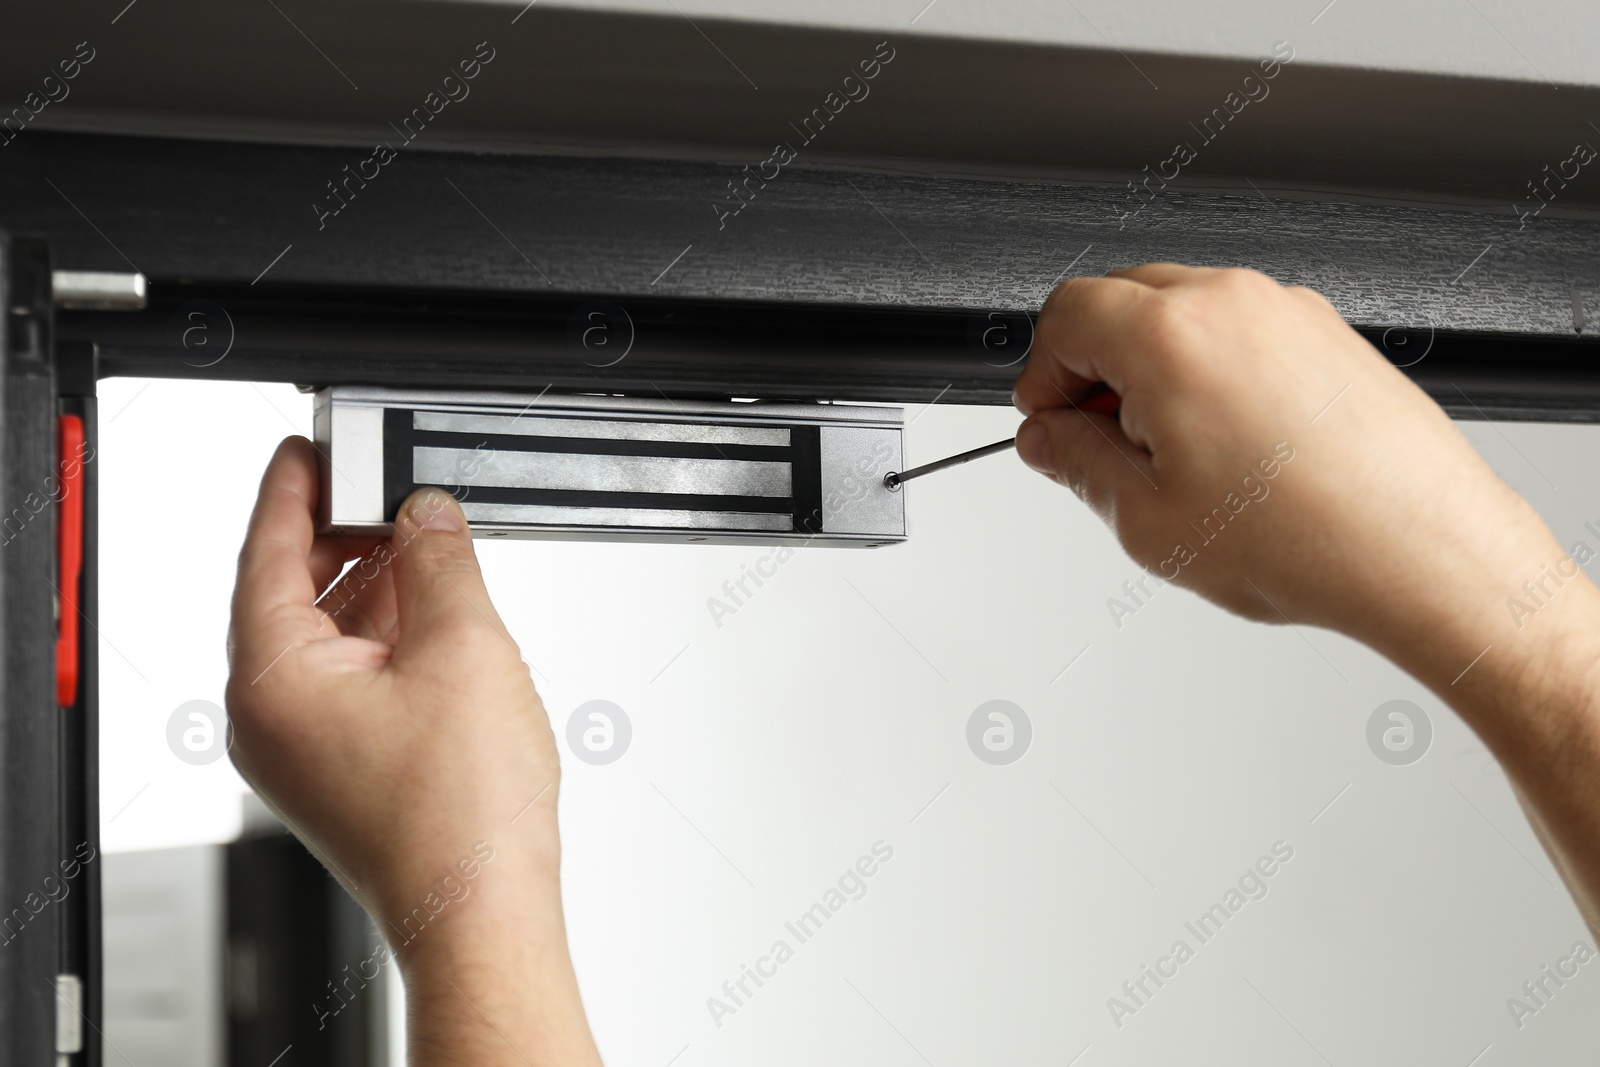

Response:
(315, 387), (907, 547)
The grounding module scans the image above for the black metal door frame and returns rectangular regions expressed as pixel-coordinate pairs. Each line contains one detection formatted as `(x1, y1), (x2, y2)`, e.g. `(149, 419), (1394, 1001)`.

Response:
(0, 234), (100, 1067)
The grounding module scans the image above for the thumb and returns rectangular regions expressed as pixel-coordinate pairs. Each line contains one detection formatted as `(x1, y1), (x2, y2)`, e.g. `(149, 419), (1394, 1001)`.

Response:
(388, 489), (512, 656)
(1016, 409), (1153, 517)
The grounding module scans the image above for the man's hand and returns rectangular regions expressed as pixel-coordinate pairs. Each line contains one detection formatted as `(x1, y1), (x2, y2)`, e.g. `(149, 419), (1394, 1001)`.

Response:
(226, 437), (601, 1066)
(1013, 264), (1552, 646)
(1013, 263), (1600, 932)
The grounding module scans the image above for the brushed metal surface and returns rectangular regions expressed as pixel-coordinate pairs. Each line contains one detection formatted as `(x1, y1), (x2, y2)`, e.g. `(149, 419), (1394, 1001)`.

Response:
(319, 399), (386, 530)
(819, 425), (905, 537)
(414, 446), (795, 497)
(460, 502), (794, 531)
(414, 410), (792, 445)
(319, 387), (906, 543)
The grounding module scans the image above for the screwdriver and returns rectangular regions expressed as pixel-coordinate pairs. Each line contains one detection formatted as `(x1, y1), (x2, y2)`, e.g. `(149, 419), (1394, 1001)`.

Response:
(883, 387), (1121, 491)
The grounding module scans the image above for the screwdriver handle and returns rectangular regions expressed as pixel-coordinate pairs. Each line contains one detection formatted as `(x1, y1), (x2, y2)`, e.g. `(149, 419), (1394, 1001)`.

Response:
(1078, 387), (1122, 416)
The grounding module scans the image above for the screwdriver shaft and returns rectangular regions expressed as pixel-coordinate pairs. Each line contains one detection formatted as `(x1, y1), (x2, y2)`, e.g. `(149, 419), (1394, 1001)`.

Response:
(883, 387), (1121, 491)
(884, 437), (1013, 490)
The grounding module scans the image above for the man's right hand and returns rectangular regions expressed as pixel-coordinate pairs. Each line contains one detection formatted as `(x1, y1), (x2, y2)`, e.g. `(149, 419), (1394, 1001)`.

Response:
(1012, 263), (1600, 932)
(1012, 264), (1560, 661)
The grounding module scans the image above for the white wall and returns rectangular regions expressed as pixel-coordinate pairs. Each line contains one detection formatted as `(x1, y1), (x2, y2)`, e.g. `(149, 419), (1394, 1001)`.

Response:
(519, 0), (1600, 87)
(100, 377), (1600, 1065)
